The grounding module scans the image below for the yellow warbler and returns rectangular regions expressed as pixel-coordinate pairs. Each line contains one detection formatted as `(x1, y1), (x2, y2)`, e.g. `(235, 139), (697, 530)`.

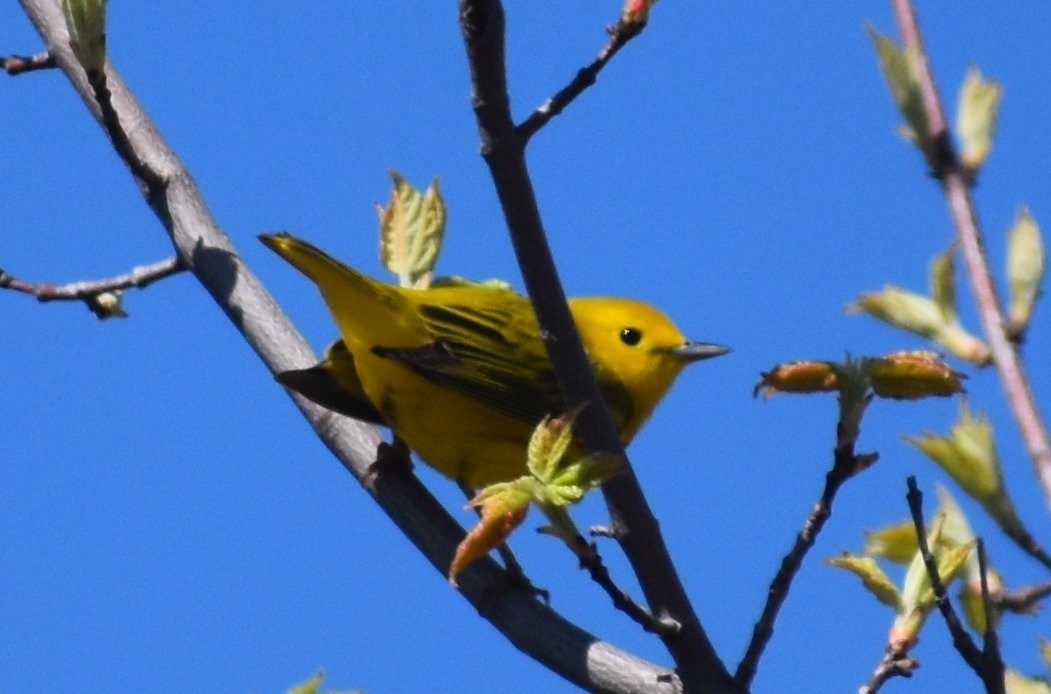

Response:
(261, 233), (727, 487)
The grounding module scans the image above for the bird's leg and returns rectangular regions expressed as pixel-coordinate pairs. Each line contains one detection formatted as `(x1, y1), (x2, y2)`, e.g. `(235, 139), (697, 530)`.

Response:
(364, 436), (414, 490)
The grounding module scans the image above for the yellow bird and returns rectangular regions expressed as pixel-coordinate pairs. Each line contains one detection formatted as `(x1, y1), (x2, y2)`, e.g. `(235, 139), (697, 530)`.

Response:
(261, 233), (728, 487)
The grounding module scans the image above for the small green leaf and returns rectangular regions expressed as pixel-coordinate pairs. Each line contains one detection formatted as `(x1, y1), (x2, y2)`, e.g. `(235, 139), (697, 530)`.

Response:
(826, 553), (902, 609)
(934, 485), (977, 549)
(931, 538), (976, 602)
(1039, 638), (1051, 670)
(451, 479), (532, 584)
(526, 413), (577, 483)
(958, 565), (1002, 635)
(863, 520), (919, 565)
(287, 671), (324, 694)
(867, 26), (930, 148)
(849, 286), (946, 339)
(862, 350), (966, 400)
(1007, 206), (1045, 335)
(1004, 668), (1051, 694)
(61, 0), (107, 75)
(906, 403), (1002, 502)
(929, 245), (957, 322)
(848, 286), (989, 364)
(956, 65), (1002, 171)
(377, 170), (446, 288)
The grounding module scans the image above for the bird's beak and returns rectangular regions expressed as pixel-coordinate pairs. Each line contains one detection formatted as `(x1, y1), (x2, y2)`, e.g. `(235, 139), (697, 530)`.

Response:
(669, 341), (731, 363)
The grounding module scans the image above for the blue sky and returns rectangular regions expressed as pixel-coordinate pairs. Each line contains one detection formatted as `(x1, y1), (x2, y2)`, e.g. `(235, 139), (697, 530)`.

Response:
(4, 3), (1051, 692)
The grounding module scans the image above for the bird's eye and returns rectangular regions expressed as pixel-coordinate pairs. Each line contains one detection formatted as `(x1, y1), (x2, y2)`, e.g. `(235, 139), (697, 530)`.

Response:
(620, 327), (642, 346)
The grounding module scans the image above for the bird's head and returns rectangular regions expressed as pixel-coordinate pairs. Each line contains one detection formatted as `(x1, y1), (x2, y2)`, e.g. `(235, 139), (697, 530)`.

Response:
(570, 297), (728, 435)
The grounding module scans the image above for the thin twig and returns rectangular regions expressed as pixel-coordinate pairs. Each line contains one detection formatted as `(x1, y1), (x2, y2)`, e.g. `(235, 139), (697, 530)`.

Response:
(890, 0), (1051, 509)
(0, 256), (185, 303)
(976, 540), (1007, 694)
(995, 579), (1051, 613)
(577, 534), (680, 636)
(734, 432), (874, 687)
(991, 508), (1051, 573)
(459, 2), (733, 690)
(517, 17), (646, 142)
(859, 647), (920, 694)
(905, 478), (985, 669)
(3, 50), (55, 74)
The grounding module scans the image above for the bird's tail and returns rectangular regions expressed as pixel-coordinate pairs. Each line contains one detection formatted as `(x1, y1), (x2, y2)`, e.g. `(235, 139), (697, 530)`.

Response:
(260, 233), (387, 301)
(260, 232), (405, 339)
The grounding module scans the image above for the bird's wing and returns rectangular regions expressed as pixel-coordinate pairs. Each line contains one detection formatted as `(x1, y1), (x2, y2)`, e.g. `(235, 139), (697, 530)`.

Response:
(373, 299), (634, 431)
(276, 340), (388, 425)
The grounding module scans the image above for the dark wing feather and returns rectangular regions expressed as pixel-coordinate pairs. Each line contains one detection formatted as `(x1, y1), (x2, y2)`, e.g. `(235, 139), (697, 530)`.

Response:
(373, 299), (633, 430)
(276, 340), (388, 425)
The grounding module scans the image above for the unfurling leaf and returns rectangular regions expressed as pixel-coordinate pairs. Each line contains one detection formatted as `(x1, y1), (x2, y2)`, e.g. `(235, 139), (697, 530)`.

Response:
(826, 553), (902, 609)
(621, 0), (659, 25)
(863, 350), (966, 400)
(848, 286), (989, 365)
(929, 245), (957, 322)
(867, 26), (930, 149)
(891, 514), (973, 650)
(527, 413), (578, 483)
(863, 520), (920, 565)
(958, 568), (1003, 635)
(1004, 668), (1051, 694)
(1040, 639), (1051, 670)
(449, 412), (623, 582)
(906, 402), (1001, 501)
(756, 351), (963, 402)
(907, 404), (1035, 546)
(850, 286), (945, 338)
(956, 65), (1002, 171)
(377, 170), (446, 289)
(286, 670), (361, 694)
(753, 360), (838, 398)
(61, 0), (107, 75)
(287, 671), (325, 694)
(1006, 206), (1045, 336)
(450, 482), (531, 586)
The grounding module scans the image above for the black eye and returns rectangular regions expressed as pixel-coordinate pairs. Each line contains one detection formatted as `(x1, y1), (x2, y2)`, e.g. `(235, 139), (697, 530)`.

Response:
(620, 327), (642, 346)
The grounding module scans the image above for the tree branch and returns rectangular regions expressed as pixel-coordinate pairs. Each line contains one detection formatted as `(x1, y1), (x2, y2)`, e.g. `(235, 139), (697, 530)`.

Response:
(459, 2), (735, 691)
(577, 533), (680, 636)
(907, 478), (1006, 693)
(1, 255), (185, 316)
(735, 422), (875, 687)
(859, 646), (919, 694)
(3, 49), (54, 74)
(890, 0), (1051, 509)
(13, 2), (676, 691)
(517, 16), (646, 143)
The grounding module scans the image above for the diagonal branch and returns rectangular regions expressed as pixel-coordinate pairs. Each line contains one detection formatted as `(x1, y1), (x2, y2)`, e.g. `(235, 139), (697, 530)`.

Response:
(12, 2), (676, 691)
(735, 421), (875, 687)
(459, 1), (734, 691)
(890, 0), (1051, 509)
(517, 16), (646, 142)
(906, 478), (997, 689)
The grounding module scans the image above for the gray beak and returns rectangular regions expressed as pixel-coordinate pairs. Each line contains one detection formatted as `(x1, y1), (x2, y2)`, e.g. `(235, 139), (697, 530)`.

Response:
(669, 341), (731, 363)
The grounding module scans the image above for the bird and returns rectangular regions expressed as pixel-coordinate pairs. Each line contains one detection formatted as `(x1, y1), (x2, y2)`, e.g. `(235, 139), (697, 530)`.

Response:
(260, 232), (728, 487)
